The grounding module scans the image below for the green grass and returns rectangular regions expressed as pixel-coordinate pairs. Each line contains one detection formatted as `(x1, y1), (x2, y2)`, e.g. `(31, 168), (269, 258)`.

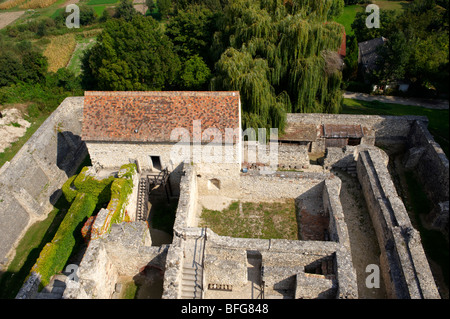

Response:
(91, 5), (107, 17)
(335, 1), (411, 36)
(341, 98), (449, 156)
(334, 5), (362, 36)
(371, 0), (410, 11)
(200, 200), (298, 240)
(87, 0), (118, 5)
(66, 36), (97, 76)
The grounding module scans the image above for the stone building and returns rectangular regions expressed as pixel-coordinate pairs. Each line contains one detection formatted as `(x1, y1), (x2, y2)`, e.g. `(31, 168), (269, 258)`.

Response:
(11, 92), (447, 300)
(82, 91), (242, 170)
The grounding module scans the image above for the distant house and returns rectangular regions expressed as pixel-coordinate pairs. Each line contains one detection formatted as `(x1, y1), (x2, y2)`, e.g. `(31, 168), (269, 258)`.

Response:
(358, 37), (410, 92)
(358, 36), (387, 78)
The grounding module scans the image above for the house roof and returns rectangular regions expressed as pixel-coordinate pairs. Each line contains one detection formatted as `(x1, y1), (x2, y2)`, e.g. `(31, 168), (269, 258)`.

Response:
(279, 123), (318, 142)
(339, 31), (346, 57)
(322, 124), (364, 139)
(82, 91), (240, 143)
(358, 37), (387, 72)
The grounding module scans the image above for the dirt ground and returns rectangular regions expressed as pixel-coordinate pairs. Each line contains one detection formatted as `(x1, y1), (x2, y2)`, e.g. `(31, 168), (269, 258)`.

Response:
(0, 107), (31, 153)
(0, 11), (25, 30)
(333, 169), (387, 299)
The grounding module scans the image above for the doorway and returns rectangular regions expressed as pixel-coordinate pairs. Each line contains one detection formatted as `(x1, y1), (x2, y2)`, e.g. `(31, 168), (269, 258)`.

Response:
(150, 156), (162, 171)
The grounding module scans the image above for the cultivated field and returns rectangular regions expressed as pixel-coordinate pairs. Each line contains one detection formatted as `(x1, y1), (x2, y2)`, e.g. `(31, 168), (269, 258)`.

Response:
(0, 10), (24, 29)
(43, 33), (77, 72)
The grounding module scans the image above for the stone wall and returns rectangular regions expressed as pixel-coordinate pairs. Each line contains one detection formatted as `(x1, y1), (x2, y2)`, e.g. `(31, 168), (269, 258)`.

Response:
(164, 163), (358, 299)
(286, 113), (427, 151)
(404, 121), (449, 235)
(239, 171), (329, 202)
(357, 148), (440, 299)
(64, 221), (168, 299)
(0, 97), (87, 270)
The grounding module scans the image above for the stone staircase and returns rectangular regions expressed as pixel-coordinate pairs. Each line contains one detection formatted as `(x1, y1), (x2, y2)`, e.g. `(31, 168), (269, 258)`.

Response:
(345, 162), (357, 177)
(35, 274), (67, 299)
(136, 177), (148, 221)
(180, 230), (207, 299)
(180, 264), (203, 299)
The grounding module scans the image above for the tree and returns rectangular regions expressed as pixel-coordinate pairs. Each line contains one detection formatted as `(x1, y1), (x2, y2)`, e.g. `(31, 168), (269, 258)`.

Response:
(178, 55), (211, 89)
(211, 0), (345, 132)
(343, 35), (358, 80)
(351, 10), (398, 42)
(0, 40), (48, 87)
(146, 0), (156, 12)
(82, 15), (180, 90)
(157, 0), (172, 17)
(165, 5), (215, 62)
(114, 0), (138, 21)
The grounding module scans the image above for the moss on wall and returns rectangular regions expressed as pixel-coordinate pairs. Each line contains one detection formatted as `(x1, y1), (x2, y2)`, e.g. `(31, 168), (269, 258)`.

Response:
(31, 193), (96, 289)
(28, 163), (137, 292)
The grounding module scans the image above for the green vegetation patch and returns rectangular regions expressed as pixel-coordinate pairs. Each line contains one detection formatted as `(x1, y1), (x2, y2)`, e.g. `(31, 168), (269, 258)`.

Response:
(72, 166), (115, 205)
(200, 200), (298, 240)
(87, 0), (119, 5)
(31, 192), (96, 289)
(334, 4), (362, 36)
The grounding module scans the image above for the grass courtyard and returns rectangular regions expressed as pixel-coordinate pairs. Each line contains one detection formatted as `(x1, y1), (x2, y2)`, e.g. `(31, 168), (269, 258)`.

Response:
(200, 200), (298, 240)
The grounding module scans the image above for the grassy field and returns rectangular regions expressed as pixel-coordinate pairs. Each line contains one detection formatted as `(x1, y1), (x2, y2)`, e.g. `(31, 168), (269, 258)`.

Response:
(200, 200), (298, 240)
(334, 1), (411, 36)
(341, 98), (449, 156)
(87, 0), (118, 4)
(334, 4), (362, 36)
(66, 34), (98, 75)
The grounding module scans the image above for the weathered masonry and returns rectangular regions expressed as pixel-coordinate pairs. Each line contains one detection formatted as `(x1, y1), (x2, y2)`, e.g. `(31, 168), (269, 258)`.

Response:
(5, 92), (447, 299)
(0, 98), (87, 269)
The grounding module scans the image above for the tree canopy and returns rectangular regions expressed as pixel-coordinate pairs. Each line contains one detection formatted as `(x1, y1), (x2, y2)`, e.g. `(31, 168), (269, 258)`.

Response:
(82, 15), (181, 90)
(211, 0), (345, 132)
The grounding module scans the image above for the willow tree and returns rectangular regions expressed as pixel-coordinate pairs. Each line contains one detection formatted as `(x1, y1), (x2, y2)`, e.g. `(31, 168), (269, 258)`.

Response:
(211, 0), (345, 132)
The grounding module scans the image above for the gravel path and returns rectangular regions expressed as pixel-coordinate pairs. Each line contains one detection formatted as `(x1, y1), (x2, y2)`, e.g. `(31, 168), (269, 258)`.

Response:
(334, 169), (387, 298)
(344, 91), (449, 110)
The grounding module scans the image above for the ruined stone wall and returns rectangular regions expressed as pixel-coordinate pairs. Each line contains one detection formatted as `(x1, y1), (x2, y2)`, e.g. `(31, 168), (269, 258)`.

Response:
(64, 221), (168, 299)
(239, 171), (329, 202)
(286, 113), (427, 150)
(0, 97), (87, 270)
(357, 148), (440, 299)
(404, 121), (449, 234)
(172, 164), (198, 234)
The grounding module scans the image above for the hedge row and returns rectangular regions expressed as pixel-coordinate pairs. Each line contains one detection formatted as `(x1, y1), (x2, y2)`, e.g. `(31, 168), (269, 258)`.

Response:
(31, 193), (96, 289)
(30, 164), (137, 290)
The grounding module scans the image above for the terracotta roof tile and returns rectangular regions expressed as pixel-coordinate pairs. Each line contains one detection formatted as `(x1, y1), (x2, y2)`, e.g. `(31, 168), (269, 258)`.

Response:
(82, 91), (240, 143)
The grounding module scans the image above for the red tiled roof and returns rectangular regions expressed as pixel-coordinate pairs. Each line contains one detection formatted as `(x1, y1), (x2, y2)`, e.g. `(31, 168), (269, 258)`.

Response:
(82, 91), (240, 143)
(339, 31), (346, 57)
(322, 124), (363, 139)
